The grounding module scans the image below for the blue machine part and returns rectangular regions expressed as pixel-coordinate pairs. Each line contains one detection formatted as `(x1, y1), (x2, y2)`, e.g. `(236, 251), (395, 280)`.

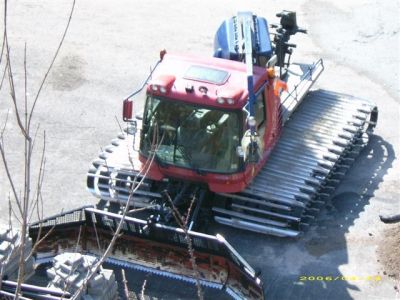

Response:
(213, 14), (273, 62)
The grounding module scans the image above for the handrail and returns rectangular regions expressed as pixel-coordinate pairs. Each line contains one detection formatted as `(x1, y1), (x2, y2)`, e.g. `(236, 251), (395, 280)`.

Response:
(123, 56), (164, 101)
(0, 280), (71, 299)
(27, 206), (264, 299)
(281, 58), (324, 108)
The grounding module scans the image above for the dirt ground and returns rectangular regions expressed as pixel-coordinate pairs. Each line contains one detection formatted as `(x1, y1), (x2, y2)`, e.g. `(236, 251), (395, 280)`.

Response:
(0, 1), (399, 299)
(378, 223), (400, 281)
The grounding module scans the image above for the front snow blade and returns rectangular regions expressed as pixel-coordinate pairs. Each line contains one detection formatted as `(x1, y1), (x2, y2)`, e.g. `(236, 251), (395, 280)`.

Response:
(29, 206), (264, 300)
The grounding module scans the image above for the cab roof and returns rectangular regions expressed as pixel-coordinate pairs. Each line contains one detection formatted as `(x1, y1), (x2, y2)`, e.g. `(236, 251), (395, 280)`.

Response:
(147, 54), (268, 109)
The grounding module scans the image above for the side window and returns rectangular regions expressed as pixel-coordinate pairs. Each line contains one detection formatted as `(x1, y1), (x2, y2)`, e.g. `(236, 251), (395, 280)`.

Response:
(255, 92), (266, 128)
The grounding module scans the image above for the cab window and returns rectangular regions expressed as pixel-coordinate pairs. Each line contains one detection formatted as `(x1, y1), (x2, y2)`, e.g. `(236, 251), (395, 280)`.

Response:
(255, 91), (266, 128)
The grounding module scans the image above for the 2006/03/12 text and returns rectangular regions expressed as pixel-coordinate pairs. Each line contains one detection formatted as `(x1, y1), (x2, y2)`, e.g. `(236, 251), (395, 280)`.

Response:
(299, 276), (382, 281)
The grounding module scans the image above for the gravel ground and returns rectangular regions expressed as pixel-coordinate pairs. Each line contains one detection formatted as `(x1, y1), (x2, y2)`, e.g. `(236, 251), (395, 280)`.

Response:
(0, 1), (399, 299)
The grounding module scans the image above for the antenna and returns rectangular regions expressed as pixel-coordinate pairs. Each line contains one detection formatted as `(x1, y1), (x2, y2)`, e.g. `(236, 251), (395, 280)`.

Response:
(238, 12), (256, 134)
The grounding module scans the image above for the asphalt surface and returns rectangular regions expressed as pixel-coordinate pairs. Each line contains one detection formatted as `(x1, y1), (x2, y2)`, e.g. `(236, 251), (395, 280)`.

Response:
(0, 1), (399, 299)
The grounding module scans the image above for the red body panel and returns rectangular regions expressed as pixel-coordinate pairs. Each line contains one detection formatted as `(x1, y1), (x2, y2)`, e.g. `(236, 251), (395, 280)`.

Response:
(140, 54), (282, 193)
(242, 79), (281, 189)
(147, 54), (267, 109)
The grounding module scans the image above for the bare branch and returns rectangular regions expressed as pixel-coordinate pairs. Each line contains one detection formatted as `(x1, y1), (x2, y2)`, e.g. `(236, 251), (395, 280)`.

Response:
(9, 197), (22, 225)
(28, 0), (77, 130)
(0, 141), (24, 216)
(4, 42), (29, 139)
(72, 126), (162, 298)
(121, 269), (130, 300)
(0, 0), (76, 296)
(0, 58), (8, 91)
(8, 195), (13, 231)
(92, 215), (101, 251)
(0, 108), (9, 137)
(75, 225), (82, 252)
(165, 192), (203, 300)
(115, 115), (123, 133)
(184, 195), (197, 227)
(25, 224), (55, 263)
(140, 276), (148, 300)
(0, 0), (8, 71)
(28, 131), (46, 223)
(128, 205), (157, 214)
(24, 43), (28, 131)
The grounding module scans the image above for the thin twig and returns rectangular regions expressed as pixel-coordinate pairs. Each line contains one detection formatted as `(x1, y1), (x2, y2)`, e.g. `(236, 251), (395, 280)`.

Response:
(25, 224), (55, 263)
(128, 205), (157, 214)
(5, 44), (29, 139)
(72, 127), (161, 298)
(140, 276), (148, 300)
(164, 193), (203, 300)
(8, 194), (13, 231)
(0, 26), (5, 68)
(29, 123), (41, 156)
(184, 195), (197, 227)
(9, 198), (22, 225)
(121, 269), (130, 300)
(0, 201), (14, 291)
(24, 42), (28, 134)
(0, 58), (8, 91)
(92, 213), (102, 251)
(28, 0), (77, 131)
(115, 116), (123, 132)
(75, 225), (82, 253)
(0, 98), (23, 219)
(0, 109), (10, 137)
(59, 225), (83, 299)
(28, 131), (46, 223)
(0, 140), (24, 216)
(0, 0), (76, 296)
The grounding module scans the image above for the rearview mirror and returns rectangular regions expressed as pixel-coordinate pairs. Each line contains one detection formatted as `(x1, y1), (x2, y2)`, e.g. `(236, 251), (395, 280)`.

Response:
(123, 99), (133, 122)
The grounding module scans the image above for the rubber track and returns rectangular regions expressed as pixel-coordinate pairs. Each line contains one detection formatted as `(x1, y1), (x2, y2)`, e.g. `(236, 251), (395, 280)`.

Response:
(212, 90), (377, 237)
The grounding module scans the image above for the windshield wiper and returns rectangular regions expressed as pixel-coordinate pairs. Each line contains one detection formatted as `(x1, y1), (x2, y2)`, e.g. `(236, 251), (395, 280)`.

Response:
(173, 124), (179, 163)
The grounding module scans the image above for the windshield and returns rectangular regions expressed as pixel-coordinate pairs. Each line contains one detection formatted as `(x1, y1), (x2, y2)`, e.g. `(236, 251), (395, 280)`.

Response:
(141, 96), (241, 173)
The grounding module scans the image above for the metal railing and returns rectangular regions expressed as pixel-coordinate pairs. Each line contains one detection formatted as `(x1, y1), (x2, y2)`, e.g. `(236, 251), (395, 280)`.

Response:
(26, 206), (264, 299)
(281, 58), (324, 121)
